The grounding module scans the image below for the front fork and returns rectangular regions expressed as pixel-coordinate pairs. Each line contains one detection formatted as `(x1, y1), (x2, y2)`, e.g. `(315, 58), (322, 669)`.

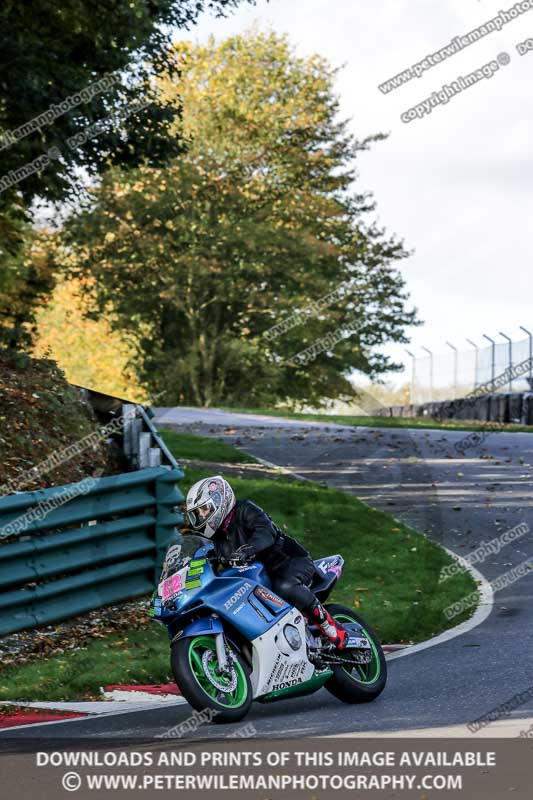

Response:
(214, 632), (229, 672)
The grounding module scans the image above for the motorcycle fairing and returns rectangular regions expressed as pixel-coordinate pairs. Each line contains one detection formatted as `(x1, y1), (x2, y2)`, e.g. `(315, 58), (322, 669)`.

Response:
(174, 615), (225, 643)
(220, 561), (272, 588)
(154, 555), (292, 642)
(249, 608), (315, 699)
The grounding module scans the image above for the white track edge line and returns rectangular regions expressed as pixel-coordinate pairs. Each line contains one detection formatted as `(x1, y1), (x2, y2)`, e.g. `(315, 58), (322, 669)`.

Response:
(2, 472), (493, 730)
(245, 456), (494, 658)
(244, 453), (313, 483)
(0, 697), (188, 730)
(386, 548), (493, 660)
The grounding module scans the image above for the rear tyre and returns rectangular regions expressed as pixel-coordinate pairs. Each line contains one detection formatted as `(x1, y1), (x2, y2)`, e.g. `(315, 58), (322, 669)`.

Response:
(171, 634), (252, 724)
(324, 603), (387, 704)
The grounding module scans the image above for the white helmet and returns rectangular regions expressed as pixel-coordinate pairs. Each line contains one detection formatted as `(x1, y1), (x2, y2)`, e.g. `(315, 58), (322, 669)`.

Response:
(185, 475), (236, 539)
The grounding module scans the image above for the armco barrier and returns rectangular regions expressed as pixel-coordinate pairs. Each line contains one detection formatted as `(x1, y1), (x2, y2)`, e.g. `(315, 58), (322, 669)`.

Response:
(123, 404), (179, 469)
(508, 393), (523, 423)
(523, 394), (533, 425)
(375, 391), (533, 426)
(0, 467), (183, 636)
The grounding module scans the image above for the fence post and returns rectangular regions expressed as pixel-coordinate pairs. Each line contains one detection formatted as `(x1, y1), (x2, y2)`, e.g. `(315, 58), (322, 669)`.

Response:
(520, 326), (533, 389)
(421, 346), (433, 402)
(154, 468), (185, 583)
(499, 331), (513, 392)
(466, 339), (479, 390)
(122, 404), (137, 460)
(405, 350), (415, 404)
(446, 341), (458, 399)
(483, 334), (496, 386)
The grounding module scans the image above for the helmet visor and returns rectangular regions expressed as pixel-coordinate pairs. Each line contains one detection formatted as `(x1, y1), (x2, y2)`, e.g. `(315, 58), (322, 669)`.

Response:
(187, 499), (216, 530)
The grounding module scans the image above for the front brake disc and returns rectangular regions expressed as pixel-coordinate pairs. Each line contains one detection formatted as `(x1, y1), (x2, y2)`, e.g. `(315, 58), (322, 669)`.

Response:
(201, 650), (238, 692)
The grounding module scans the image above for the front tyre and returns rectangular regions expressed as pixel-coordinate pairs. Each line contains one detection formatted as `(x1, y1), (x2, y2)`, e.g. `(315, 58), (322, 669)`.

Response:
(324, 604), (387, 704)
(171, 634), (252, 724)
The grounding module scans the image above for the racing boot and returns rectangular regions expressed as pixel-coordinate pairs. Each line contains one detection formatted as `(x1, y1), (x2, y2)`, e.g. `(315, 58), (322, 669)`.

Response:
(307, 599), (348, 649)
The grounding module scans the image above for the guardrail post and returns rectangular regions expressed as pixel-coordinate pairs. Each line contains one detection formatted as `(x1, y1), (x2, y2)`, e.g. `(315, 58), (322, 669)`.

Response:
(139, 431), (152, 469)
(154, 468), (185, 583)
(122, 404), (137, 459)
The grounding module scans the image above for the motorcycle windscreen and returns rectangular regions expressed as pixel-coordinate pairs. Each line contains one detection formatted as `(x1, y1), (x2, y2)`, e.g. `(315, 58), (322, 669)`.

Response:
(158, 534), (210, 603)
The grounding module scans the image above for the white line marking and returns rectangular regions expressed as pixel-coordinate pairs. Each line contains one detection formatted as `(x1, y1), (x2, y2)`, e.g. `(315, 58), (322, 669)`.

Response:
(12, 697), (187, 714)
(0, 452), (494, 733)
(244, 454), (312, 483)
(386, 548), (493, 661)
(102, 690), (186, 704)
(246, 457), (495, 659)
(0, 697), (188, 729)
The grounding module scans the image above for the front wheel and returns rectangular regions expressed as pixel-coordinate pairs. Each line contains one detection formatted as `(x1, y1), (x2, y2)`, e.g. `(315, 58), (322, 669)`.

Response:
(171, 634), (252, 724)
(324, 604), (387, 704)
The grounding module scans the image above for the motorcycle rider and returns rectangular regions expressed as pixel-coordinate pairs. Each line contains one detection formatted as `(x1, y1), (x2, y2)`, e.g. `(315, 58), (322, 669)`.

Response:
(184, 475), (348, 649)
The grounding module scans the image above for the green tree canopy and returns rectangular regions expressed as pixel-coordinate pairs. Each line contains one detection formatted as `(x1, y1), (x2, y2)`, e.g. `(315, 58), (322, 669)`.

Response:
(0, 0), (251, 348)
(55, 30), (419, 407)
(0, 0), (251, 207)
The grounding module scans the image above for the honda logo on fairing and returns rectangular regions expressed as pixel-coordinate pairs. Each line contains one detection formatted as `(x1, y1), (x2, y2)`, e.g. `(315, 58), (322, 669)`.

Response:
(224, 582), (252, 609)
(272, 678), (300, 691)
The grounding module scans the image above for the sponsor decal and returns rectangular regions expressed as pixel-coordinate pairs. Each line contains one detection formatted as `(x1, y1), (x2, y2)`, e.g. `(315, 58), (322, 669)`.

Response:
(274, 660), (285, 681)
(232, 602), (245, 616)
(224, 582), (252, 610)
(149, 597), (161, 618)
(262, 653), (282, 691)
(347, 636), (370, 649)
(254, 586), (285, 607)
(287, 660), (307, 679)
(271, 678), (301, 691)
(318, 557), (343, 579)
(187, 566), (204, 577)
(263, 658), (308, 694)
(164, 544), (182, 570)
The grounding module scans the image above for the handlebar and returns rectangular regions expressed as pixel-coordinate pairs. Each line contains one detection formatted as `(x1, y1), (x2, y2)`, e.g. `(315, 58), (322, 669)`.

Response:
(217, 555), (252, 568)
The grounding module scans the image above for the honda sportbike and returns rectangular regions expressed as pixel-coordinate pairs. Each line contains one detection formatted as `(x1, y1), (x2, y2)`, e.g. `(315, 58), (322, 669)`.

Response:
(150, 534), (387, 723)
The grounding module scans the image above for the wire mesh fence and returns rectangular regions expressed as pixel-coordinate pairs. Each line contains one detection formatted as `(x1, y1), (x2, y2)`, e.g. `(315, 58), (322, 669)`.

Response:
(410, 334), (533, 404)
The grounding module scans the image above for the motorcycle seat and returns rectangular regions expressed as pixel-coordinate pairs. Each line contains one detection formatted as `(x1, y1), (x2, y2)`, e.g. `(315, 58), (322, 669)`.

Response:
(310, 555), (344, 601)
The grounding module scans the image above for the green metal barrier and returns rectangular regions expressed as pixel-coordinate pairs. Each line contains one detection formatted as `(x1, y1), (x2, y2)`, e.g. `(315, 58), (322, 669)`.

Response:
(0, 467), (184, 636)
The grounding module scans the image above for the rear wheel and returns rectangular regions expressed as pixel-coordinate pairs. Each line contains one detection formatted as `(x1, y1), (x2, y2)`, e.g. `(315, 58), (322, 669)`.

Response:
(171, 634), (252, 724)
(324, 603), (387, 704)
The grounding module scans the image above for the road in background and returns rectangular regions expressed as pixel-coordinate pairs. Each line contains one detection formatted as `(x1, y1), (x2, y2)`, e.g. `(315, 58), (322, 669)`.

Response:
(4, 409), (533, 741)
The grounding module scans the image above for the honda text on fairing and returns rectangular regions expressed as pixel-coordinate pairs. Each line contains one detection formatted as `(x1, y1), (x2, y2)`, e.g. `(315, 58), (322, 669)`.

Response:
(150, 535), (387, 723)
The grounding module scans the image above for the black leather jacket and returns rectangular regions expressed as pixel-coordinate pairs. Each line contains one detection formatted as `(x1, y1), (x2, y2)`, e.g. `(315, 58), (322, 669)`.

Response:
(212, 499), (310, 572)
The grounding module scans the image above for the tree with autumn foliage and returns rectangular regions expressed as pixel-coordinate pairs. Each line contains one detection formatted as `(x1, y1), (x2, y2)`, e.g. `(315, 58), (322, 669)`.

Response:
(33, 277), (145, 400)
(54, 30), (418, 407)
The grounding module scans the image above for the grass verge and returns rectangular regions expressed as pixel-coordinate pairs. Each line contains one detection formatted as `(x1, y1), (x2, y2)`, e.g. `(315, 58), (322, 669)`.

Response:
(0, 439), (478, 702)
(159, 429), (258, 464)
(220, 406), (532, 433)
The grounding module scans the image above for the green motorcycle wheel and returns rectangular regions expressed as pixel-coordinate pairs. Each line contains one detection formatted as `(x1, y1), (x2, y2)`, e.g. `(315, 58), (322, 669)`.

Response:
(171, 634), (252, 724)
(324, 604), (387, 704)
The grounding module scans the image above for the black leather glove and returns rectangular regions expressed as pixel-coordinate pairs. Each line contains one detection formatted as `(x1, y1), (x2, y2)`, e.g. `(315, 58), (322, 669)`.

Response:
(230, 543), (256, 566)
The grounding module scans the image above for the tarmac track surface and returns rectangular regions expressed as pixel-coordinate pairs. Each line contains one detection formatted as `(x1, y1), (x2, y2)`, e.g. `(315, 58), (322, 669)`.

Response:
(4, 408), (533, 743)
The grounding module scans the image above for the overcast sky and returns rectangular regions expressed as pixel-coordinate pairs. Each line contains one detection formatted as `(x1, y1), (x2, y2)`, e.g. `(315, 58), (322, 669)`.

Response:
(181, 0), (533, 381)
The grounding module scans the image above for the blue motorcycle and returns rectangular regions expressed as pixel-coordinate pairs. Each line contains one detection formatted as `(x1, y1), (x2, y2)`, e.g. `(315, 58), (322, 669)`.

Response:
(150, 534), (387, 723)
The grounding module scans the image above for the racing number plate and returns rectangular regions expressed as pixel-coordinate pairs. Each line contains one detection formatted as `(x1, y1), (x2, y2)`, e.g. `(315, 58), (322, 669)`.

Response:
(159, 566), (188, 601)
(158, 559), (207, 602)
